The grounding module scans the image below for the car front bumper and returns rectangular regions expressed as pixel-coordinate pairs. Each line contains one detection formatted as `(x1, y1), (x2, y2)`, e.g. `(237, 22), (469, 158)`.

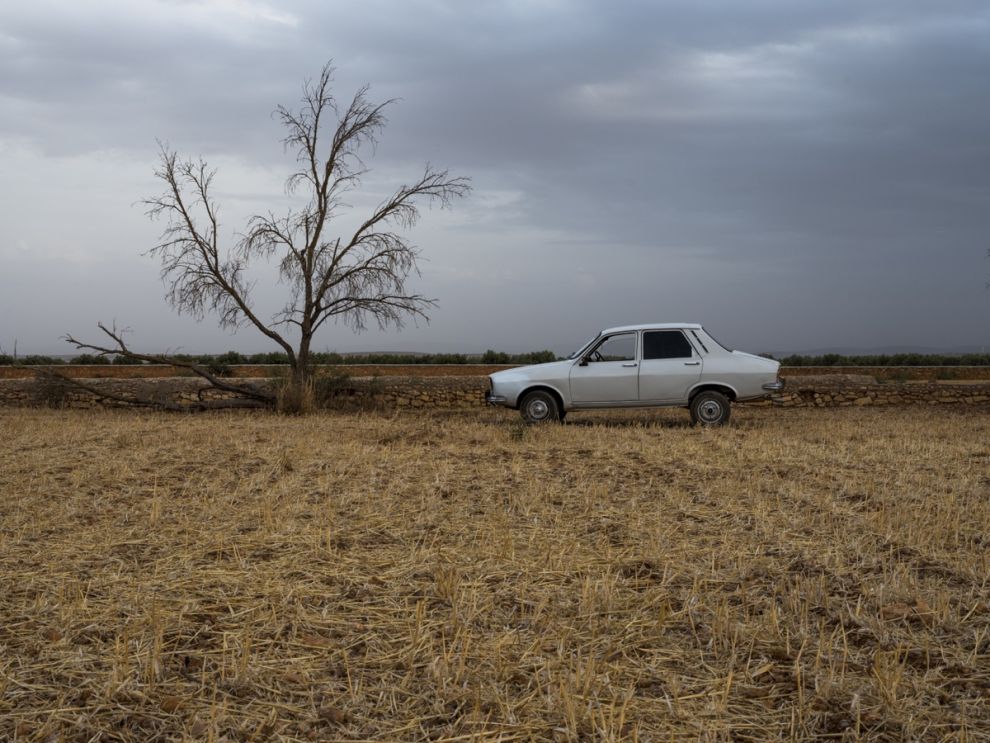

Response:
(485, 393), (508, 406)
(762, 380), (786, 391)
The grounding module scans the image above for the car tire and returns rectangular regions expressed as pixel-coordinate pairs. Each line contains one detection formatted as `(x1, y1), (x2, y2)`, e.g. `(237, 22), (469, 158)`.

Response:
(520, 390), (561, 424)
(690, 390), (731, 427)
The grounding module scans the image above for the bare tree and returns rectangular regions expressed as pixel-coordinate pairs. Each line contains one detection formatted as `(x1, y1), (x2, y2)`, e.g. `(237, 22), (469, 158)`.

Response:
(66, 62), (469, 410)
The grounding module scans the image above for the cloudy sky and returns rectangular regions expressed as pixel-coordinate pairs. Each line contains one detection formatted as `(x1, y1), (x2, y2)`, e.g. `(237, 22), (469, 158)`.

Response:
(2, 0), (988, 356)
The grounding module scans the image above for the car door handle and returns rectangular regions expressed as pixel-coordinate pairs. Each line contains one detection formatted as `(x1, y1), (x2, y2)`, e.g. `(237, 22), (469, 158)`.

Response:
(684, 361), (701, 366)
(622, 362), (638, 367)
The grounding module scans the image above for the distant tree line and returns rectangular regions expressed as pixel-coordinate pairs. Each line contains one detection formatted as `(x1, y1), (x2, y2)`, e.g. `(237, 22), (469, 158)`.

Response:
(6, 350), (990, 367)
(773, 353), (990, 367)
(0, 349), (559, 366)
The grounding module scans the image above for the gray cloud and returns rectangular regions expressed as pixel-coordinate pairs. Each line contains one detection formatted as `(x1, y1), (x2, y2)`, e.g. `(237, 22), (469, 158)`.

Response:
(1, 0), (988, 355)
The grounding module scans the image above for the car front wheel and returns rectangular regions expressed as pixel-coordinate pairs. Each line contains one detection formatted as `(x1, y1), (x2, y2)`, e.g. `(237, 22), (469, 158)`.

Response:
(690, 391), (731, 427)
(520, 390), (561, 424)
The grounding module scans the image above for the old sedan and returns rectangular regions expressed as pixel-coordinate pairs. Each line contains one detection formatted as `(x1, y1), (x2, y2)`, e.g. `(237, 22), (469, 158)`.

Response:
(485, 324), (783, 425)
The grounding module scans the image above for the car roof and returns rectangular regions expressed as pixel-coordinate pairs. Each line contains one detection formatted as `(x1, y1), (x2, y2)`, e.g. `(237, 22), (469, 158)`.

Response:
(602, 323), (703, 334)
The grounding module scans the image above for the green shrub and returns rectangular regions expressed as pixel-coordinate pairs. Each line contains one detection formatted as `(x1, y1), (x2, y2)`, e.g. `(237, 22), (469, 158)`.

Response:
(32, 375), (72, 408)
(215, 351), (246, 365)
(275, 378), (314, 415)
(246, 352), (292, 364)
(16, 355), (67, 365)
(312, 369), (351, 401)
(514, 350), (558, 364)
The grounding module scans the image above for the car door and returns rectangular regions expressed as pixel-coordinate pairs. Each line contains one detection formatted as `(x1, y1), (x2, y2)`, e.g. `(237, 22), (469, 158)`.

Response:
(569, 332), (639, 404)
(638, 330), (703, 402)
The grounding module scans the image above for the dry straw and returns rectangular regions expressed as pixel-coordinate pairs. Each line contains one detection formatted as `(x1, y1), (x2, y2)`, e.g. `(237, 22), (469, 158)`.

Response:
(0, 405), (988, 741)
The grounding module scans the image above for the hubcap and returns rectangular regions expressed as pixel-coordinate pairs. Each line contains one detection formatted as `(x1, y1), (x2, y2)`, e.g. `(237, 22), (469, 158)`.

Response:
(527, 398), (549, 419)
(698, 400), (722, 422)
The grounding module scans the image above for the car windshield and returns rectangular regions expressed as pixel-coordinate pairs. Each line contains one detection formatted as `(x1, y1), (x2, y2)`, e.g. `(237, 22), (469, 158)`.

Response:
(567, 333), (601, 359)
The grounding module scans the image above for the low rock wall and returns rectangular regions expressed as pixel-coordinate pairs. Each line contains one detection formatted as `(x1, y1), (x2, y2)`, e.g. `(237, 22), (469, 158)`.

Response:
(0, 378), (266, 410)
(752, 381), (990, 408)
(1, 376), (989, 411)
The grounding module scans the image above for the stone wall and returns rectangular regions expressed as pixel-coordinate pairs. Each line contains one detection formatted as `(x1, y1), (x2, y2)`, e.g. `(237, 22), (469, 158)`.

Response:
(0, 377), (267, 410)
(375, 376), (487, 408)
(753, 380), (990, 408)
(1, 375), (989, 411)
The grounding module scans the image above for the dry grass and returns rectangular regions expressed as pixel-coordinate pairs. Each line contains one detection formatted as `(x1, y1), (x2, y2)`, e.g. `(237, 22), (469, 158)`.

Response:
(1, 405), (988, 742)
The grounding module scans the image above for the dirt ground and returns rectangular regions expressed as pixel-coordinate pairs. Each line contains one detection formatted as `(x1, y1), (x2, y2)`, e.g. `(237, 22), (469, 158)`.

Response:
(0, 406), (988, 741)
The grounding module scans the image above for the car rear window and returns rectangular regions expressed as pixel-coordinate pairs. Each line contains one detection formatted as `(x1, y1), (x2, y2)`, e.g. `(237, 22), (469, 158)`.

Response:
(643, 331), (693, 360)
(702, 328), (732, 352)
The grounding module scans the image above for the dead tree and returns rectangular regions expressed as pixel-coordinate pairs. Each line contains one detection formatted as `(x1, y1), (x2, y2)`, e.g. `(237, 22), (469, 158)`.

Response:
(66, 62), (469, 411)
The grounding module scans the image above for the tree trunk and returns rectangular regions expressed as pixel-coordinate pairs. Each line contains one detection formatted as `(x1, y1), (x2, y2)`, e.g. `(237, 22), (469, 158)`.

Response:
(280, 335), (313, 414)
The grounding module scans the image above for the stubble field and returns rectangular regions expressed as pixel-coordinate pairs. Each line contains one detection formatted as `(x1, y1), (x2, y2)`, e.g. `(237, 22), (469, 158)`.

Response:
(0, 405), (988, 741)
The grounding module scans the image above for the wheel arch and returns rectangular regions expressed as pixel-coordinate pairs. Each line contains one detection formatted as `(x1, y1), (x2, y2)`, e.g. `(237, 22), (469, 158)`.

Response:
(688, 383), (738, 403)
(517, 384), (566, 412)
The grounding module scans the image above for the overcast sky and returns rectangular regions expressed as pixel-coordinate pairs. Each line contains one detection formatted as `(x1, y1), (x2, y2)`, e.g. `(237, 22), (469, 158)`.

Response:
(2, 0), (988, 356)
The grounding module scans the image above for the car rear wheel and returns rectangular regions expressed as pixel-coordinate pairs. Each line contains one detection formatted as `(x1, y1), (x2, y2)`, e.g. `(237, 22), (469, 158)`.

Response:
(520, 390), (561, 424)
(690, 390), (731, 427)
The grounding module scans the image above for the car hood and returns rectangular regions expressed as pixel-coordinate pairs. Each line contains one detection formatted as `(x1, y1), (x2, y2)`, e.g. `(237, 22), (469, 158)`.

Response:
(490, 360), (572, 383)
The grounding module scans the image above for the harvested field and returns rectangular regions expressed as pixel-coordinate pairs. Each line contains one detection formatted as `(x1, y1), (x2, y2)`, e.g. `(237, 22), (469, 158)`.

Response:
(0, 406), (988, 741)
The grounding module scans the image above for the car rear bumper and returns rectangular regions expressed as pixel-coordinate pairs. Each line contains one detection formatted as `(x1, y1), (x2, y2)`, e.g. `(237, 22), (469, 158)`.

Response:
(762, 380), (786, 391)
(485, 393), (508, 406)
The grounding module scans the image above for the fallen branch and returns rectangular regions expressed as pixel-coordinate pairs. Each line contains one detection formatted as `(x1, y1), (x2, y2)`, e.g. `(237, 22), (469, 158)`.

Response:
(28, 367), (270, 411)
(63, 322), (275, 408)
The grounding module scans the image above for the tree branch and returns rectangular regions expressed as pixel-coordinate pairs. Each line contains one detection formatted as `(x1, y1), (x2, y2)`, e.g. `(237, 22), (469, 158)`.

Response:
(28, 367), (269, 411)
(145, 144), (297, 363)
(64, 323), (274, 405)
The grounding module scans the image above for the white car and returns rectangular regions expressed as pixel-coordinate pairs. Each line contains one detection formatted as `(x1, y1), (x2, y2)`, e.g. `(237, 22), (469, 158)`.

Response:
(486, 323), (783, 425)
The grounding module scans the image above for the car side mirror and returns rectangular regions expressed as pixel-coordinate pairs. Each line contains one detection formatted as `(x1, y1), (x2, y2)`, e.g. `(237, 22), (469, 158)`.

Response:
(579, 356), (589, 367)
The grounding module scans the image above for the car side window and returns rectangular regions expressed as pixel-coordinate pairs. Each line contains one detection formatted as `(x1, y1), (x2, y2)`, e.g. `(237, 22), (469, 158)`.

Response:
(643, 331), (694, 360)
(588, 333), (636, 362)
